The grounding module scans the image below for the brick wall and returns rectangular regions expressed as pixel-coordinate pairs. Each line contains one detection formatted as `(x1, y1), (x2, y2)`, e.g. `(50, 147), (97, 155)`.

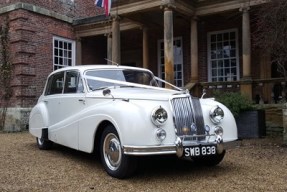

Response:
(0, 0), (103, 18)
(0, 0), (105, 108)
(4, 9), (76, 108)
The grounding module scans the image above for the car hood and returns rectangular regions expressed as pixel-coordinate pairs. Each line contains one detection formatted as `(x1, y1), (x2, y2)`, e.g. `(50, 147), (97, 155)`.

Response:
(88, 87), (188, 101)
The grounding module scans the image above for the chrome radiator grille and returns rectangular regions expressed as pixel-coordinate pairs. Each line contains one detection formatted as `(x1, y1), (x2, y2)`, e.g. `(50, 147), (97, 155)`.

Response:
(170, 96), (205, 139)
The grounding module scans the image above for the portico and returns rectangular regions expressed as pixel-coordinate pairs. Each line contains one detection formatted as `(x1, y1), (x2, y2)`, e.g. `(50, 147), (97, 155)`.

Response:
(74, 0), (271, 102)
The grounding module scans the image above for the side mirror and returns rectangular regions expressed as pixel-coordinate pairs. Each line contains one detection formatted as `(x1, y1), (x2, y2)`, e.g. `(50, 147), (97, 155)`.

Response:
(103, 88), (111, 96)
(103, 88), (115, 100)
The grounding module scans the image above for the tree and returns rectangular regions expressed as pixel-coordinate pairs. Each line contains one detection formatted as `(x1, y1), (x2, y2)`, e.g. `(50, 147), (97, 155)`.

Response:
(0, 16), (12, 130)
(253, 0), (287, 144)
(253, 0), (287, 79)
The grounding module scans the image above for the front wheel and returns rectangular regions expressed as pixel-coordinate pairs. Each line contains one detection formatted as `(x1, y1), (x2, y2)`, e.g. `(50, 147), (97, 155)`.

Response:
(192, 150), (226, 166)
(36, 137), (53, 150)
(100, 125), (137, 179)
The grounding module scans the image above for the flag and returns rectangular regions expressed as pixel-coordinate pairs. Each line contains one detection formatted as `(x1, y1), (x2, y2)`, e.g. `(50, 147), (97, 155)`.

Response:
(95, 0), (111, 16)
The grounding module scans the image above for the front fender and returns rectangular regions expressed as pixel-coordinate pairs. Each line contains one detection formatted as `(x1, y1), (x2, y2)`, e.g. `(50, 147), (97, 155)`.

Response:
(107, 100), (175, 146)
(77, 99), (174, 153)
(200, 98), (238, 142)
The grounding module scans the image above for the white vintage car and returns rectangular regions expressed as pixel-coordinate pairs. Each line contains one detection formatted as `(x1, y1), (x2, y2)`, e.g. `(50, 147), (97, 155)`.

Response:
(29, 65), (238, 178)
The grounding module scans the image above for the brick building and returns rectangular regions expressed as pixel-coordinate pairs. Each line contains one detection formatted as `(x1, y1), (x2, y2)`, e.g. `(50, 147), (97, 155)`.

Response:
(0, 0), (277, 131)
(0, 0), (101, 131)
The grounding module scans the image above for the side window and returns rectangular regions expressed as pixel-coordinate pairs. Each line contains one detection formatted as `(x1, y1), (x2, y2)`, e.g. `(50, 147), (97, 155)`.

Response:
(64, 71), (84, 94)
(45, 72), (65, 95)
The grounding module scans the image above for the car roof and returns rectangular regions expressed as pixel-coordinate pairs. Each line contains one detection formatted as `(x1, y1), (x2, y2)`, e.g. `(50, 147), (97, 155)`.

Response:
(51, 65), (152, 75)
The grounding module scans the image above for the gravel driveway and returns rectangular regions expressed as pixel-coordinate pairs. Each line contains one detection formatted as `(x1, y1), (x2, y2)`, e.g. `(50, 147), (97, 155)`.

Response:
(0, 132), (287, 192)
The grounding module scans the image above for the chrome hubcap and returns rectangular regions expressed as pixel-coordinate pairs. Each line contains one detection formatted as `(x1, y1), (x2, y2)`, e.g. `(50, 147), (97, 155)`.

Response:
(103, 133), (122, 171)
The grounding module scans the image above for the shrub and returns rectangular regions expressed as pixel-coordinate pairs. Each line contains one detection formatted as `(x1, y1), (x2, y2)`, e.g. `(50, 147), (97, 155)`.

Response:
(214, 91), (254, 117)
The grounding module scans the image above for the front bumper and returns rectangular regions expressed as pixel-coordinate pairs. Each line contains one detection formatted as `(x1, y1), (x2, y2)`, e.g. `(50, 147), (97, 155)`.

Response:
(123, 135), (224, 157)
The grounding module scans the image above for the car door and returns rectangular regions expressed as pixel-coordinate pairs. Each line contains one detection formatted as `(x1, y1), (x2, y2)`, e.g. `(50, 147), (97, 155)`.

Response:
(55, 70), (86, 150)
(43, 71), (65, 127)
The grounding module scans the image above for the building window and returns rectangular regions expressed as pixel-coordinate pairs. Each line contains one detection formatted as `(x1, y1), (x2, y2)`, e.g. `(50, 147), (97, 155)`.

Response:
(53, 37), (75, 71)
(208, 29), (239, 82)
(158, 37), (183, 87)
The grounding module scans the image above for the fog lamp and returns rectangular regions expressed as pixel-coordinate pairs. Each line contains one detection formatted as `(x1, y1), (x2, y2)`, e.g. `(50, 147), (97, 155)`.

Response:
(156, 128), (166, 141)
(214, 126), (224, 136)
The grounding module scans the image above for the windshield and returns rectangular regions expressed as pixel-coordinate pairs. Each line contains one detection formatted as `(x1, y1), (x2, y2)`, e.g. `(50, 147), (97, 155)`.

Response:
(85, 69), (159, 91)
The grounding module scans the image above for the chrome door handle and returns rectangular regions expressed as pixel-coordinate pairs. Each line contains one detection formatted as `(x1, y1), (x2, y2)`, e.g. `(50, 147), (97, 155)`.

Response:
(78, 99), (85, 104)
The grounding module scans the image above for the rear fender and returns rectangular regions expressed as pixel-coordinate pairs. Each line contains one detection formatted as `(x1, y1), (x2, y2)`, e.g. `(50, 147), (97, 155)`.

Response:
(29, 102), (49, 138)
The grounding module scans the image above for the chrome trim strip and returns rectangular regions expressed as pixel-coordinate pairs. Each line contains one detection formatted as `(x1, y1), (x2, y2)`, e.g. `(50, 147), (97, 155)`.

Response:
(123, 145), (177, 156)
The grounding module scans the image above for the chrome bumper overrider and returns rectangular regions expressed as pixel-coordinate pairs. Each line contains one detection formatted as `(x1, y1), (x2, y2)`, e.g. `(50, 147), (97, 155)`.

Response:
(123, 135), (224, 157)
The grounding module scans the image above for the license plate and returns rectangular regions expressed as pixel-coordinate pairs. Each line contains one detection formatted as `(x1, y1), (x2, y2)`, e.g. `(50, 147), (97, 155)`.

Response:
(184, 145), (216, 157)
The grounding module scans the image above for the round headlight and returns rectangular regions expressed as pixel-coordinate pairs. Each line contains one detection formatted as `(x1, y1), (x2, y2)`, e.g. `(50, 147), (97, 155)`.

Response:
(214, 126), (224, 136)
(151, 106), (168, 126)
(209, 106), (224, 124)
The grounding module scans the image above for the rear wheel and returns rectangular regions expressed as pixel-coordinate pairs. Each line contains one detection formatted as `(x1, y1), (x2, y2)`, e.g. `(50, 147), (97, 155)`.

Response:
(192, 150), (226, 166)
(36, 137), (53, 150)
(100, 125), (137, 179)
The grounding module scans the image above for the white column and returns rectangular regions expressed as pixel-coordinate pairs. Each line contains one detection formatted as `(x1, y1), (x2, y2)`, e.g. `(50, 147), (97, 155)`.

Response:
(143, 27), (149, 69)
(107, 33), (112, 64)
(76, 38), (82, 65)
(240, 6), (252, 100)
(241, 6), (251, 78)
(164, 6), (174, 86)
(112, 16), (120, 64)
(191, 16), (198, 82)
